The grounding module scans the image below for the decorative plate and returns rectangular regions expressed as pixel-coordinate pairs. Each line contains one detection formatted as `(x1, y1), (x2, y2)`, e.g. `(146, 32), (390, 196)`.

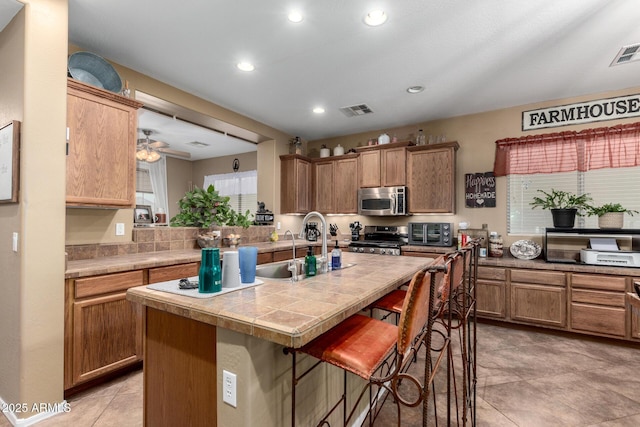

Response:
(510, 240), (542, 260)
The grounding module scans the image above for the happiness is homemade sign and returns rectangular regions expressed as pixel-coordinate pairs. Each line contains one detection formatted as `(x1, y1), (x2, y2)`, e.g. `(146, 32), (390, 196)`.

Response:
(465, 172), (496, 208)
(522, 93), (640, 131)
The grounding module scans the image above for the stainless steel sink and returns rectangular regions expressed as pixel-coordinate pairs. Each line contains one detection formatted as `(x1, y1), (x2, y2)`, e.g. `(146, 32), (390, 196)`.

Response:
(255, 260), (356, 281)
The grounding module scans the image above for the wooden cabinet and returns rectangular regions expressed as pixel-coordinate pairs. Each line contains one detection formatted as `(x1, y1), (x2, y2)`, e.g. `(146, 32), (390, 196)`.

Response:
(477, 266), (507, 318)
(65, 270), (144, 390)
(406, 142), (459, 214)
(66, 78), (143, 208)
(280, 154), (312, 214)
(312, 154), (359, 214)
(510, 269), (566, 327)
(358, 144), (407, 188)
(570, 273), (626, 337)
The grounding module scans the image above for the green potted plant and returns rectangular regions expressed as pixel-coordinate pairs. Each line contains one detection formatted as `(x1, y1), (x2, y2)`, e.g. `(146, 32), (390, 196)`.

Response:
(585, 203), (638, 229)
(170, 185), (253, 246)
(530, 189), (592, 228)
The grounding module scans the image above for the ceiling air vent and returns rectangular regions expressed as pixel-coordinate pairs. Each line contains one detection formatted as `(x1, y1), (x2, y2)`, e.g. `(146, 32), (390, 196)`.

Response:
(186, 141), (209, 147)
(339, 104), (374, 117)
(611, 44), (640, 66)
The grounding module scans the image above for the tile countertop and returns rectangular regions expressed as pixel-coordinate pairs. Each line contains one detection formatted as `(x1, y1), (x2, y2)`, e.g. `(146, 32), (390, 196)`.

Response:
(126, 252), (435, 349)
(65, 239), (352, 279)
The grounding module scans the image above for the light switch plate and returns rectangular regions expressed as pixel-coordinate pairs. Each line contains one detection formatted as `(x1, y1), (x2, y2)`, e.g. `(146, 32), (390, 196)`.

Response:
(12, 232), (18, 252)
(115, 223), (125, 236)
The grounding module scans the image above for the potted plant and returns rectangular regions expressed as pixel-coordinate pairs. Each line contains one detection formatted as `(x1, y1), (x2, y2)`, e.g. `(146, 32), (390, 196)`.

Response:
(530, 189), (592, 228)
(585, 203), (638, 229)
(170, 185), (253, 246)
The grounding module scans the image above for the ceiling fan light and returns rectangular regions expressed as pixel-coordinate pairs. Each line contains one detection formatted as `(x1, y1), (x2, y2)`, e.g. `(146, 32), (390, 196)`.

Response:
(136, 149), (148, 161)
(146, 150), (161, 162)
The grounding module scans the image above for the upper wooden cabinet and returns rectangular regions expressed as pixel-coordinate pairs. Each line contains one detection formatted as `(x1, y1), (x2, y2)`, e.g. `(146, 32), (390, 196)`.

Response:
(66, 78), (143, 208)
(313, 154), (359, 214)
(280, 154), (312, 214)
(357, 142), (408, 188)
(406, 141), (459, 214)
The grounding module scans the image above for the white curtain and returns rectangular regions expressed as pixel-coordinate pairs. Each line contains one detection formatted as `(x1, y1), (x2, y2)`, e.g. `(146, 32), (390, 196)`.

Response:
(203, 170), (257, 196)
(148, 155), (169, 215)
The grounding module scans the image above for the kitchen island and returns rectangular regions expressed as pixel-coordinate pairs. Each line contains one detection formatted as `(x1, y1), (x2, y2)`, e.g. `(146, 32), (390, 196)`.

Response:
(126, 252), (434, 427)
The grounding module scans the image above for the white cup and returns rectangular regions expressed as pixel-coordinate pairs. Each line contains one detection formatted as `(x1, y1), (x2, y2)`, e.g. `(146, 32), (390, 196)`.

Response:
(222, 251), (241, 288)
(458, 222), (469, 230)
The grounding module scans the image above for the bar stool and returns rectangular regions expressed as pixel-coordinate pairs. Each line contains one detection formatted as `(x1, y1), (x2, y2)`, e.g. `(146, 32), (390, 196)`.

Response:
(285, 257), (448, 427)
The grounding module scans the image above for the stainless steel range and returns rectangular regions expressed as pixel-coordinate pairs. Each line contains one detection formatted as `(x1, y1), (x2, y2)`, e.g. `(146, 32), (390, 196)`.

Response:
(348, 225), (408, 256)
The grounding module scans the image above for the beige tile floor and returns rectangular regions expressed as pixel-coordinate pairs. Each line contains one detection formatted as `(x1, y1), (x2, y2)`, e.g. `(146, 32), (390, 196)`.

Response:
(2, 322), (640, 426)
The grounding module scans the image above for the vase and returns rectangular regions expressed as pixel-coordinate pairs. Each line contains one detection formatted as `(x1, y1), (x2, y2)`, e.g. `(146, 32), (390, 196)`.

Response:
(598, 212), (624, 229)
(551, 208), (577, 228)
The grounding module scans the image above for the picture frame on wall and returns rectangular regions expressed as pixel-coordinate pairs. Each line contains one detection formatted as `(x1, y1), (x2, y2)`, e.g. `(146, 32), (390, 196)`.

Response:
(0, 121), (20, 204)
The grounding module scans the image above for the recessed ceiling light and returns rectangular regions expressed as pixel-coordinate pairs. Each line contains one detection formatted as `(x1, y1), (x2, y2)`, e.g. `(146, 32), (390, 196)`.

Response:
(313, 107), (325, 114)
(237, 62), (255, 72)
(364, 10), (387, 26)
(407, 86), (425, 94)
(288, 11), (303, 23)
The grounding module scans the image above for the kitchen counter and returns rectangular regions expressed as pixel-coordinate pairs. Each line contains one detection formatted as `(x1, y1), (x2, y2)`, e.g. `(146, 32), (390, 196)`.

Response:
(65, 239), (352, 279)
(126, 252), (433, 348)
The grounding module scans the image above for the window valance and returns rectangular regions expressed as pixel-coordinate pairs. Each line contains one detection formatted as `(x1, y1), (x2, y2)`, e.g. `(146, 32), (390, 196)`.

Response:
(493, 122), (640, 176)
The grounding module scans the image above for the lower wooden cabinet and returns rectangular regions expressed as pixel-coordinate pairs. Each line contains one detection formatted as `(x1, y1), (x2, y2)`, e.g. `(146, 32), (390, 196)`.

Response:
(65, 270), (144, 390)
(570, 273), (626, 337)
(476, 266), (506, 319)
(509, 269), (566, 328)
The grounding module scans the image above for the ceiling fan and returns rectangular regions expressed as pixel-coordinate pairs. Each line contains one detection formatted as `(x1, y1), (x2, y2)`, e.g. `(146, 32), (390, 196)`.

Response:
(136, 129), (191, 162)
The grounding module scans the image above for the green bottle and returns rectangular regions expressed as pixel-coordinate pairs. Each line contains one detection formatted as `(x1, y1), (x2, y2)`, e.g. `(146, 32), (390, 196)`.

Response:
(199, 248), (222, 293)
(305, 246), (317, 277)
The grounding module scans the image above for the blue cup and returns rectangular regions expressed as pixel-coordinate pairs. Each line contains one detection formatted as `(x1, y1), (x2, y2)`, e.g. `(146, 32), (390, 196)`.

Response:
(238, 246), (258, 284)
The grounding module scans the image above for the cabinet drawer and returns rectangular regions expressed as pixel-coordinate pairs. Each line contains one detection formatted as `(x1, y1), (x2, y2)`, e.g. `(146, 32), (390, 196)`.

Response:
(571, 303), (625, 337)
(75, 270), (144, 299)
(257, 252), (273, 265)
(511, 269), (565, 286)
(571, 289), (625, 307)
(478, 266), (506, 281)
(571, 273), (626, 292)
(148, 263), (199, 284)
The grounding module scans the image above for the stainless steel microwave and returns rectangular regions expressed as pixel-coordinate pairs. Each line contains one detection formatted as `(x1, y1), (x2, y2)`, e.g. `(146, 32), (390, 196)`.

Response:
(408, 222), (453, 246)
(358, 186), (407, 216)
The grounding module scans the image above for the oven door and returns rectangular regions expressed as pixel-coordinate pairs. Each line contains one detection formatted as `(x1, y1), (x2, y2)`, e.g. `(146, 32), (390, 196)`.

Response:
(424, 223), (444, 245)
(408, 223), (427, 244)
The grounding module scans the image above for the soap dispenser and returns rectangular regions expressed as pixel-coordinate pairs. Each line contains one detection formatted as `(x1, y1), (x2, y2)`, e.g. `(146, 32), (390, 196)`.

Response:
(331, 240), (342, 270)
(305, 246), (317, 277)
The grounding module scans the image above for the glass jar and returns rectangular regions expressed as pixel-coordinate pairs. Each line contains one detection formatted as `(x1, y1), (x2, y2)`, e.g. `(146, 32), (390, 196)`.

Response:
(489, 232), (504, 258)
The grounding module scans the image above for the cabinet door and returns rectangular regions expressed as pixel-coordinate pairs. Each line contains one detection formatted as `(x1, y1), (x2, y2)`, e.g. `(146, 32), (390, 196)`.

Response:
(407, 143), (458, 213)
(66, 80), (141, 207)
(72, 292), (142, 386)
(314, 160), (334, 213)
(381, 147), (406, 187)
(334, 157), (358, 213)
(476, 267), (506, 318)
(359, 150), (381, 188)
(511, 283), (566, 327)
(280, 155), (312, 214)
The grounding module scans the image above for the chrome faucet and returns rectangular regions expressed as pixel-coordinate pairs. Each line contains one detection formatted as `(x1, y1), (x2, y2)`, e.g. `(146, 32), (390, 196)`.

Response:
(284, 230), (299, 282)
(299, 211), (328, 274)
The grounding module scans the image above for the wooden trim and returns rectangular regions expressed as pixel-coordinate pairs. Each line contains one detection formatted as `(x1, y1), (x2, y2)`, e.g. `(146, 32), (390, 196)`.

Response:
(67, 77), (144, 109)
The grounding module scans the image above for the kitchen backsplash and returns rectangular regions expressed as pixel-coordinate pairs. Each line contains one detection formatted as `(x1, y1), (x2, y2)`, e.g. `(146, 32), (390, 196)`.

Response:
(65, 225), (275, 261)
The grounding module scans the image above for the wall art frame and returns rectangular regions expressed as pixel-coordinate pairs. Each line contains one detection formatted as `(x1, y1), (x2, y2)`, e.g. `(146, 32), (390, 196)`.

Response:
(0, 121), (20, 203)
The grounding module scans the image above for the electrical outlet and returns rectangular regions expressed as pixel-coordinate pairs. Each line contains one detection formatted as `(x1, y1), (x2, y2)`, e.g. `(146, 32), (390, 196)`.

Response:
(115, 223), (125, 236)
(223, 370), (237, 407)
(277, 221), (281, 230)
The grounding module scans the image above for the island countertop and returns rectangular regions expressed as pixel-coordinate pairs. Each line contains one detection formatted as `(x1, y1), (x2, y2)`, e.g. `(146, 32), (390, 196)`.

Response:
(126, 252), (434, 348)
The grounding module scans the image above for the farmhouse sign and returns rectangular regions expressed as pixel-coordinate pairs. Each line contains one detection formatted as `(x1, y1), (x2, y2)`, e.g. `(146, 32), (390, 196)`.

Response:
(522, 93), (640, 131)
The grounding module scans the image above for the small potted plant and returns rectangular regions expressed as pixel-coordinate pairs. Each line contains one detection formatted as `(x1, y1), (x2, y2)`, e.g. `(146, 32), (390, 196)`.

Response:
(530, 189), (592, 228)
(585, 203), (638, 229)
(170, 184), (253, 247)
